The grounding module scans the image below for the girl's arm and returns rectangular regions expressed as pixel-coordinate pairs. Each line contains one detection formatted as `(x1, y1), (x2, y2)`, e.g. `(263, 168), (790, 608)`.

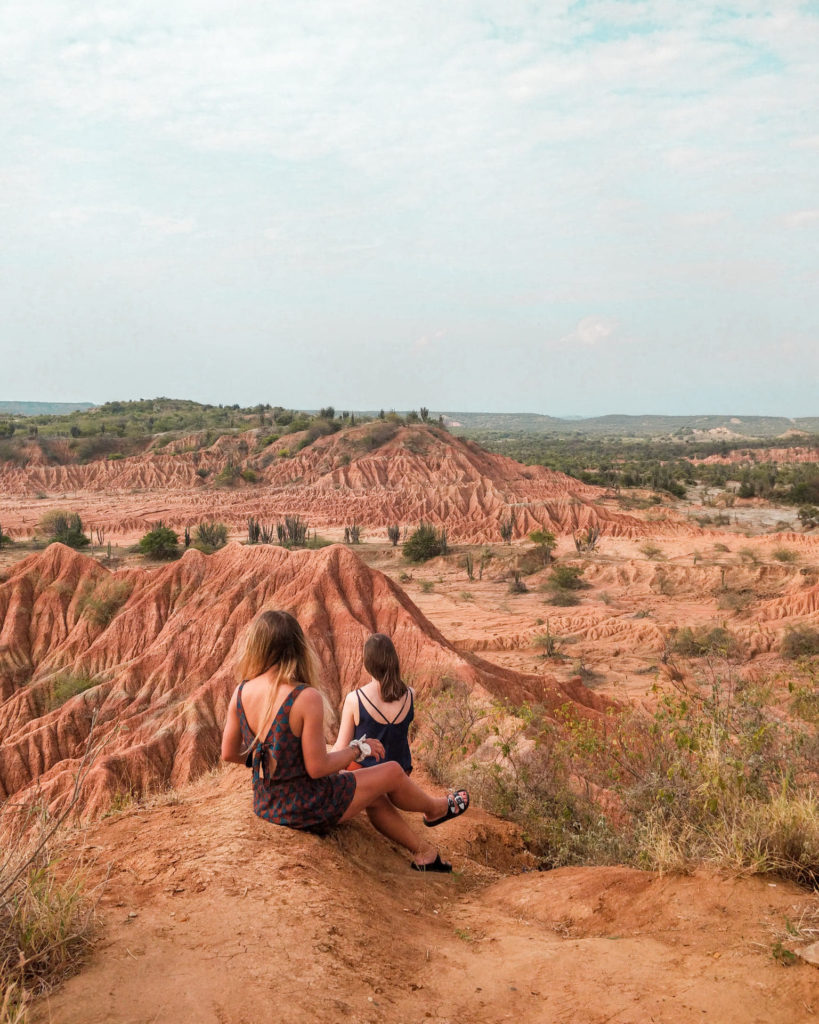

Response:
(330, 692), (358, 753)
(297, 689), (383, 778)
(221, 688), (246, 764)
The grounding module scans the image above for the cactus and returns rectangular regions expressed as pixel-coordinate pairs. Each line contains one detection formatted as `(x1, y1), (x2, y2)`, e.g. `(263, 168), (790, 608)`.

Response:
(573, 525), (600, 553)
(184, 525), (191, 548)
(387, 524), (400, 546)
(276, 515), (308, 547)
(499, 516), (514, 543)
(464, 552), (474, 581)
(344, 524), (362, 544)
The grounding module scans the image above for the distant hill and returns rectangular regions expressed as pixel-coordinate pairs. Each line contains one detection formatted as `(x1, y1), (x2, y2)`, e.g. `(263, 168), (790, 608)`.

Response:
(442, 412), (819, 439)
(0, 401), (94, 416)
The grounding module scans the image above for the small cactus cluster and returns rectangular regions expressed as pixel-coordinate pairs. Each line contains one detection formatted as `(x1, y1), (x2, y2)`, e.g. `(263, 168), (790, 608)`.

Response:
(386, 524), (400, 546)
(247, 517), (276, 544)
(574, 525), (600, 553)
(277, 515), (308, 546)
(344, 524), (362, 544)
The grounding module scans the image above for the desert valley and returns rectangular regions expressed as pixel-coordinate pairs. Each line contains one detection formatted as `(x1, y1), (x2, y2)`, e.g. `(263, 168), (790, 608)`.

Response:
(1, 401), (818, 1024)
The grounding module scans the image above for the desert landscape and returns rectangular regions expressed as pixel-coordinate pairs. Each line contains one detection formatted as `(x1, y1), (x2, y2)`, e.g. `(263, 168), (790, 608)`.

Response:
(1, 402), (818, 1023)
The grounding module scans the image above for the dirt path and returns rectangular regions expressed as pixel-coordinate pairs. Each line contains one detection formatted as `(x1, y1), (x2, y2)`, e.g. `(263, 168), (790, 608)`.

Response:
(34, 769), (818, 1024)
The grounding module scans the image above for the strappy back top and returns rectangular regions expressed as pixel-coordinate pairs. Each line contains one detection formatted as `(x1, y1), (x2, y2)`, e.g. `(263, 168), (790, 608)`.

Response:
(237, 681), (356, 831)
(354, 687), (414, 773)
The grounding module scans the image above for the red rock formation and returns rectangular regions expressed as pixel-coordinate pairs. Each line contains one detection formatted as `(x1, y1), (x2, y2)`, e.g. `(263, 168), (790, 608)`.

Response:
(0, 543), (607, 817)
(0, 424), (693, 543)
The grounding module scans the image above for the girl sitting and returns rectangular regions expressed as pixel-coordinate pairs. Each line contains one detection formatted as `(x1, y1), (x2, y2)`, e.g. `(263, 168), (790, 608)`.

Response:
(221, 610), (469, 872)
(332, 633), (414, 774)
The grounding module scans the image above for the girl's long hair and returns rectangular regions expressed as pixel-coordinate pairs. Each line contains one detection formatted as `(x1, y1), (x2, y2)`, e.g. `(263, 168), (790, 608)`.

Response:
(363, 633), (407, 703)
(237, 609), (321, 749)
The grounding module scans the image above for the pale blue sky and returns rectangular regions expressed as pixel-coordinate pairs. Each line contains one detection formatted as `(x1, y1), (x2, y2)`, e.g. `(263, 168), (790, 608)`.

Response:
(1, 1), (817, 415)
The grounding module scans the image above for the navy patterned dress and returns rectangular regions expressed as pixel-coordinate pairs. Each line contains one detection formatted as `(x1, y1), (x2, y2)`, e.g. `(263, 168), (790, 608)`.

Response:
(237, 681), (356, 832)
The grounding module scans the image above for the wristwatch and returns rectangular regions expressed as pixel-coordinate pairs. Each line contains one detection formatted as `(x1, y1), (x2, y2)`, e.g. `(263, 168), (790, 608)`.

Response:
(348, 735), (372, 762)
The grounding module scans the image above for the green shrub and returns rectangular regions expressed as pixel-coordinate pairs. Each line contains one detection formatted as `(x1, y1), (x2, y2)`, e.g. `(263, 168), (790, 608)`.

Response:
(639, 542), (664, 560)
(304, 534), (332, 549)
(38, 510), (90, 549)
(772, 547), (798, 563)
(138, 524), (180, 560)
(239, 468), (258, 483)
(214, 462), (240, 487)
(548, 564), (586, 590)
(196, 467), (210, 478)
(781, 626), (819, 660)
(80, 579), (133, 626)
(797, 505), (819, 529)
(671, 625), (742, 659)
(48, 673), (98, 709)
(403, 523), (448, 563)
(0, 522), (11, 549)
(547, 590), (580, 607)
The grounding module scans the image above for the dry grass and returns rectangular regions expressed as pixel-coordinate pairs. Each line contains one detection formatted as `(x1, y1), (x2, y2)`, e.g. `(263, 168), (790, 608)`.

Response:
(0, 721), (102, 1022)
(0, 812), (95, 1024)
(417, 667), (819, 887)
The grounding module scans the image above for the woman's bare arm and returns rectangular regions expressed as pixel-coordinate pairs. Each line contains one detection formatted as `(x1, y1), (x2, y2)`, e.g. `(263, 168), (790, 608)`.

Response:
(221, 688), (246, 764)
(297, 689), (383, 778)
(330, 692), (358, 753)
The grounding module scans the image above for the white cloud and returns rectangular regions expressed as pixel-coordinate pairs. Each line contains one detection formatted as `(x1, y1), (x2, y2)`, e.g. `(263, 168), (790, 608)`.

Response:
(558, 317), (620, 348)
(783, 210), (819, 229)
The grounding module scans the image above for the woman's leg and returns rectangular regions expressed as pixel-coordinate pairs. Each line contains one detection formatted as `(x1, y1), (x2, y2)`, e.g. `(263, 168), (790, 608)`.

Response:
(339, 761), (449, 823)
(364, 796), (441, 865)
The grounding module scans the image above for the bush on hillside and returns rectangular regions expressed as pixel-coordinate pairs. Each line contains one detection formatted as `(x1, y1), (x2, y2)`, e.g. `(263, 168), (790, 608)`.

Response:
(548, 564), (586, 590)
(418, 668), (819, 883)
(38, 510), (90, 549)
(403, 523), (448, 563)
(781, 626), (819, 660)
(138, 524), (180, 560)
(670, 625), (742, 659)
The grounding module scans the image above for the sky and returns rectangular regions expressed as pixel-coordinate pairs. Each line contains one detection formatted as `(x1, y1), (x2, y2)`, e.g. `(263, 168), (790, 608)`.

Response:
(1, 1), (817, 416)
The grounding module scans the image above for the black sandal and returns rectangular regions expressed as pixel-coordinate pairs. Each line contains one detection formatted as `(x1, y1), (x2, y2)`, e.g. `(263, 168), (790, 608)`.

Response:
(411, 853), (453, 873)
(424, 789), (469, 828)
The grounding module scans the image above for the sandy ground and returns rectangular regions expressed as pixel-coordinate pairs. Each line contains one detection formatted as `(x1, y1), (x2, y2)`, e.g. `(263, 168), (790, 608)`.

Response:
(33, 768), (819, 1024)
(3, 478), (817, 1023)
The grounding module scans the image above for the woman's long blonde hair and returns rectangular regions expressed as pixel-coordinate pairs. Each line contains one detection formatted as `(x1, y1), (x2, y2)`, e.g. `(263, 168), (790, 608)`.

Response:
(237, 610), (321, 749)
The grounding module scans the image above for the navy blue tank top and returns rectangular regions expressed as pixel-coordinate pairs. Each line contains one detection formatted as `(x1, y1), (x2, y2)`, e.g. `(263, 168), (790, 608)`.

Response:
(354, 688), (414, 773)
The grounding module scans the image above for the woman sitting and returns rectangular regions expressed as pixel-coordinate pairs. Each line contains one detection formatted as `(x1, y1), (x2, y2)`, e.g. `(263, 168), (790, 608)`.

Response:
(221, 610), (469, 872)
(332, 632), (415, 774)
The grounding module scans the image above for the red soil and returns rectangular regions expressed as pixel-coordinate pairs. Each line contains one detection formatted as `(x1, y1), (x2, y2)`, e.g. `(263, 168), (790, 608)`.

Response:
(0, 543), (606, 818)
(0, 424), (694, 543)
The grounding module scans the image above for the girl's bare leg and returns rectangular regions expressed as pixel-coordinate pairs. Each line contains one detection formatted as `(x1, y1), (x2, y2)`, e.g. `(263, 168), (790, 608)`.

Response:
(365, 796), (440, 865)
(339, 761), (449, 823)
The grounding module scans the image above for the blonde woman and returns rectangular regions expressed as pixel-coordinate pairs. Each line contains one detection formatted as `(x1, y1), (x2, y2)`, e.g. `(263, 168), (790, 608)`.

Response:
(221, 610), (469, 871)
